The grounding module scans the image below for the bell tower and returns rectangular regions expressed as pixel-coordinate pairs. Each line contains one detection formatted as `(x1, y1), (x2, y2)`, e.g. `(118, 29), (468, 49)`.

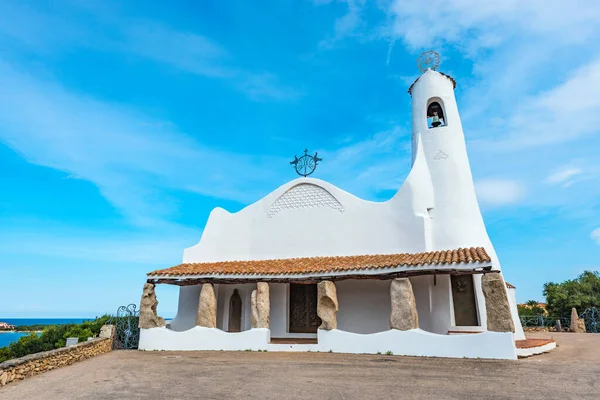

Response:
(409, 52), (495, 256)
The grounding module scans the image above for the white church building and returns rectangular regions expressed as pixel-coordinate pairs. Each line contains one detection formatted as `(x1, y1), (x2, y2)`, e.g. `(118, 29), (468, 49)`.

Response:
(137, 59), (543, 360)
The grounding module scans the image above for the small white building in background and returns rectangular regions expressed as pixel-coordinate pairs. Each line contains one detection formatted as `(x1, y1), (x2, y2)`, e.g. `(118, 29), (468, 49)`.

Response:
(138, 62), (529, 360)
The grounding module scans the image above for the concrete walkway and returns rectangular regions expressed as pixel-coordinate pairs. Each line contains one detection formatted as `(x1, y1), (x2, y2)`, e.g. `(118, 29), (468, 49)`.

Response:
(1, 332), (599, 399)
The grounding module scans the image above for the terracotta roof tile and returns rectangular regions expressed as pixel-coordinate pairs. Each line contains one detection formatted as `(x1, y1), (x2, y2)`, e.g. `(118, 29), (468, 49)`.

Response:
(148, 247), (491, 277)
(505, 282), (516, 289)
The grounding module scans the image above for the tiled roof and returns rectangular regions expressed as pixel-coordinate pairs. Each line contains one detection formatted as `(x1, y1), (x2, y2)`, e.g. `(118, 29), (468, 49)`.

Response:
(505, 282), (516, 289)
(148, 247), (491, 277)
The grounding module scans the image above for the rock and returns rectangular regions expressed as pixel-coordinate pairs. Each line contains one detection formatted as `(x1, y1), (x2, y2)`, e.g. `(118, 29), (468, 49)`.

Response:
(571, 308), (587, 333)
(196, 283), (217, 328)
(257, 283), (270, 329)
(317, 281), (338, 330)
(251, 290), (259, 328)
(570, 308), (580, 333)
(570, 308), (578, 331)
(482, 274), (515, 332)
(390, 278), (419, 331)
(138, 283), (166, 329)
(99, 324), (115, 340)
(1, 372), (8, 386)
(577, 319), (587, 333)
(251, 283), (270, 329)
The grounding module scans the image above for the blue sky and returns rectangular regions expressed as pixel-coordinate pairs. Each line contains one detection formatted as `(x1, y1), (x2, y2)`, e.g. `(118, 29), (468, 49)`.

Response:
(1, 0), (599, 318)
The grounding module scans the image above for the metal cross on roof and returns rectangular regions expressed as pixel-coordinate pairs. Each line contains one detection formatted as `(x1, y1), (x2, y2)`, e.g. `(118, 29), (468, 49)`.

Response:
(290, 149), (322, 177)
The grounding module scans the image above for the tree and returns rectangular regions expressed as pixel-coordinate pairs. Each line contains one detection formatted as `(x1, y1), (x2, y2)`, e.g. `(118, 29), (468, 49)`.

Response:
(517, 301), (546, 316)
(544, 271), (600, 316)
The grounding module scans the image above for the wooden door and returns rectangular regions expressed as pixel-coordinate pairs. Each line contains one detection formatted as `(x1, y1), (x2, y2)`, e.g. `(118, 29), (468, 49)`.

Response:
(228, 289), (242, 332)
(451, 275), (479, 326)
(289, 284), (321, 333)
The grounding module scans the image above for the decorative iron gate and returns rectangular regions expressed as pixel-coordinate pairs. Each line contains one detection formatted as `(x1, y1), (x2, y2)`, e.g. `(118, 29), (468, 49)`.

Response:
(109, 304), (140, 349)
(580, 308), (600, 333)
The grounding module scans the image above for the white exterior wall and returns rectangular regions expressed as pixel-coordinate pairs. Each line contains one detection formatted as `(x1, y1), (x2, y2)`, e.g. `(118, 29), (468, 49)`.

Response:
(336, 280), (391, 334)
(507, 287), (526, 340)
(139, 327), (517, 360)
(410, 275), (455, 334)
(183, 177), (431, 263)
(169, 285), (200, 332)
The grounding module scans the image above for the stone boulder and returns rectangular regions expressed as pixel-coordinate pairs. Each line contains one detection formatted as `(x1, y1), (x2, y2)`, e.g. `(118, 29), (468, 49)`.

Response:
(251, 290), (259, 328)
(196, 283), (217, 328)
(317, 281), (338, 330)
(390, 278), (419, 331)
(99, 324), (115, 340)
(139, 283), (166, 329)
(251, 283), (270, 329)
(482, 273), (515, 332)
(570, 308), (586, 333)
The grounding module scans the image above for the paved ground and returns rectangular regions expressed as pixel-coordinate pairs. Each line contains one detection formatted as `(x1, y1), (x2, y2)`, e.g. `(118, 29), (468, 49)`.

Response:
(1, 332), (599, 399)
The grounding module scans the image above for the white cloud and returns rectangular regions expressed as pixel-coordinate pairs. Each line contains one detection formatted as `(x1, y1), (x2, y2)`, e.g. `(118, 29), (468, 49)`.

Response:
(317, 0), (366, 48)
(0, 2), (298, 101)
(0, 61), (289, 225)
(387, 0), (600, 50)
(469, 56), (600, 150)
(545, 167), (583, 187)
(122, 22), (234, 78)
(474, 179), (525, 206)
(0, 61), (411, 226)
(592, 228), (600, 245)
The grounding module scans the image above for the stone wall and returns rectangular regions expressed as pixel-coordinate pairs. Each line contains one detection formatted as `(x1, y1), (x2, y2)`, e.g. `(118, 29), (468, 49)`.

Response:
(0, 337), (112, 387)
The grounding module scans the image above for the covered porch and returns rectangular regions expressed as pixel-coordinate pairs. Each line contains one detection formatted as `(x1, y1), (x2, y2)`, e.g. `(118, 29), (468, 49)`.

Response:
(138, 247), (518, 359)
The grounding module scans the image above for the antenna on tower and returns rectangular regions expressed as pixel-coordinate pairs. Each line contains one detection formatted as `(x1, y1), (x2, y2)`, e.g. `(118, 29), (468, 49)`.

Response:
(417, 50), (440, 73)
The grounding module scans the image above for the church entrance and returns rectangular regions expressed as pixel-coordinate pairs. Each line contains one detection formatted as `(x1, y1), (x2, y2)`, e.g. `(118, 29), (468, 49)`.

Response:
(289, 283), (321, 333)
(451, 275), (479, 326)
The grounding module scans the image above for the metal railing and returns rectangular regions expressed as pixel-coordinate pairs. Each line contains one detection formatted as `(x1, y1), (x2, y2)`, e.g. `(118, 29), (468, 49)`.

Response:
(519, 315), (570, 329)
(520, 308), (600, 333)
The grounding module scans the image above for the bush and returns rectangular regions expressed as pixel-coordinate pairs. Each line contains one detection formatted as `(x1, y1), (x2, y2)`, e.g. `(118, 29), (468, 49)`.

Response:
(0, 315), (111, 363)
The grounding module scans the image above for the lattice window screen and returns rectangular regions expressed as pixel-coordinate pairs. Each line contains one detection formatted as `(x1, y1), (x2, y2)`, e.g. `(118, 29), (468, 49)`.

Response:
(267, 184), (344, 218)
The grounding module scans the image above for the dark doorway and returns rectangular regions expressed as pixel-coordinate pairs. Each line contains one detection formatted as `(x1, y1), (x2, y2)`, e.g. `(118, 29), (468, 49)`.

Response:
(451, 275), (479, 326)
(228, 289), (242, 332)
(289, 284), (321, 333)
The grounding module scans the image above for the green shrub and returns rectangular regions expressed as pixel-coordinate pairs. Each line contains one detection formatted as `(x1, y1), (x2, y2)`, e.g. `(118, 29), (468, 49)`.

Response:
(0, 315), (110, 363)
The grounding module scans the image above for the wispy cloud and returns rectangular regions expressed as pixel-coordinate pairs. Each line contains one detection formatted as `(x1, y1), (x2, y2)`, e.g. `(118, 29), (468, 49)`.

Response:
(591, 228), (600, 245)
(545, 167), (583, 187)
(0, 60), (412, 227)
(0, 61), (289, 225)
(474, 179), (525, 207)
(122, 22), (234, 78)
(316, 0), (366, 49)
(386, 0), (600, 50)
(0, 1), (299, 101)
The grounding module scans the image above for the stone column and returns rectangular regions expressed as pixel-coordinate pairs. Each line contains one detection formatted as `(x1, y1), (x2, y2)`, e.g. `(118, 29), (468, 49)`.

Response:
(251, 282), (270, 329)
(390, 278), (419, 330)
(196, 283), (217, 328)
(482, 273), (515, 332)
(139, 282), (166, 329)
(317, 281), (338, 330)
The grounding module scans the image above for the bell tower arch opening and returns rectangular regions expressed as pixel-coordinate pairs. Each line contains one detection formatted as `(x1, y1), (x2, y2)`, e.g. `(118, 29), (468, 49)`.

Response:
(426, 99), (446, 128)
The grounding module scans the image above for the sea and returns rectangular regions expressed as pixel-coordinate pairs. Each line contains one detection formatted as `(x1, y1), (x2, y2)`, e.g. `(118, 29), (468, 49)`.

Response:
(0, 318), (91, 348)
